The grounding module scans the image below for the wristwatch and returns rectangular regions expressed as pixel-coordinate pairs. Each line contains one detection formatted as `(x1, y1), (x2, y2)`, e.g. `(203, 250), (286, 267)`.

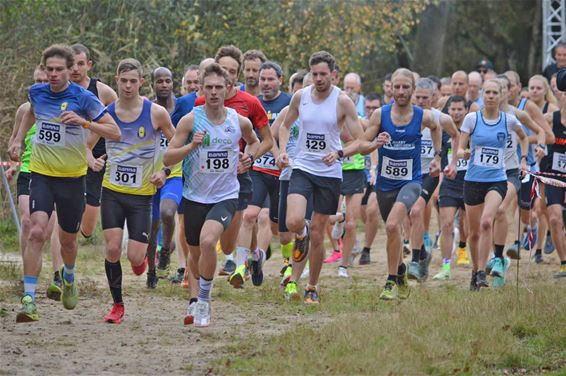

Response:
(433, 150), (442, 158)
(337, 150), (344, 159)
(162, 167), (171, 177)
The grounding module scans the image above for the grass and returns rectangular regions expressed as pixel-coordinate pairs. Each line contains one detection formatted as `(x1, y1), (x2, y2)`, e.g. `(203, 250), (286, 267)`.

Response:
(215, 283), (566, 375)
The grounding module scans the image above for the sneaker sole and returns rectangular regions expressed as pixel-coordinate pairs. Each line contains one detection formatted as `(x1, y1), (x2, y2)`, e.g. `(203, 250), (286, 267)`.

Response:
(46, 289), (61, 301)
(104, 317), (123, 324)
(183, 315), (194, 325)
(292, 250), (308, 263)
(229, 274), (244, 289)
(250, 260), (263, 287)
(16, 313), (39, 323)
(506, 249), (520, 260)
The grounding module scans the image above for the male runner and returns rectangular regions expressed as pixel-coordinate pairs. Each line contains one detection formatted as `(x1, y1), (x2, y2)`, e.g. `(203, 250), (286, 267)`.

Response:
(277, 51), (363, 304)
(359, 68), (442, 300)
(382, 73), (393, 105)
(70, 44), (118, 239)
(181, 64), (200, 95)
(343, 72), (366, 117)
(241, 49), (267, 96)
(100, 59), (175, 323)
(164, 63), (259, 327)
(467, 71), (483, 107)
(8, 44), (120, 322)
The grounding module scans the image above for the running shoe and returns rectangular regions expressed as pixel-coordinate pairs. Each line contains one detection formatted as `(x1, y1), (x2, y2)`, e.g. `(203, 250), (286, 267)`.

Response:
(183, 301), (196, 325)
(486, 256), (496, 275)
(46, 279), (62, 301)
(324, 251), (342, 264)
(331, 213), (346, 240)
(156, 251), (171, 279)
(131, 256), (148, 276)
(554, 265), (566, 278)
(423, 233), (432, 252)
(104, 303), (125, 324)
(456, 247), (469, 265)
(338, 266), (349, 278)
(170, 268), (185, 284)
(229, 264), (246, 289)
(146, 270), (157, 289)
(61, 269), (78, 310)
(250, 249), (266, 286)
(544, 233), (555, 254)
(359, 249), (371, 265)
(432, 266), (451, 281)
(16, 295), (39, 323)
(379, 280), (397, 300)
(279, 258), (290, 277)
(492, 258), (510, 288)
(397, 272), (411, 299)
(292, 220), (311, 263)
(407, 261), (422, 281)
(490, 257), (504, 278)
(419, 249), (432, 280)
(284, 281), (301, 301)
(476, 270), (488, 288)
(193, 300), (212, 327)
(219, 259), (236, 276)
(506, 241), (521, 260)
(280, 265), (293, 287)
(303, 287), (319, 305)
(534, 253), (543, 264)
(469, 270), (479, 292)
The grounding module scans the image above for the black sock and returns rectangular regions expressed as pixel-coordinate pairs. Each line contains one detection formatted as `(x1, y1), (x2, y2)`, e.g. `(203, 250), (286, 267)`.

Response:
(411, 249), (421, 263)
(387, 274), (397, 282)
(561, 261), (566, 266)
(494, 244), (504, 259)
(161, 247), (170, 257)
(363, 247), (370, 254)
(189, 297), (198, 304)
(397, 262), (406, 276)
(105, 259), (123, 304)
(458, 241), (466, 249)
(419, 244), (427, 260)
(535, 249), (542, 256)
(178, 267), (186, 274)
(53, 270), (61, 283)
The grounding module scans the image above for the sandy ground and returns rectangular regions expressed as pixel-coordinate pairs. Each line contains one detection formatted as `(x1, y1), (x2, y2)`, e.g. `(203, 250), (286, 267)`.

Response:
(0, 226), (561, 375)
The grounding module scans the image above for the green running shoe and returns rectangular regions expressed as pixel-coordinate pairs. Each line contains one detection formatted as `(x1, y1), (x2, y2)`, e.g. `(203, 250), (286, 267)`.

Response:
(46, 279), (62, 301)
(397, 272), (411, 300)
(16, 295), (39, 323)
(433, 264), (451, 281)
(61, 269), (78, 310)
(229, 264), (246, 289)
(379, 280), (397, 300)
(284, 281), (300, 301)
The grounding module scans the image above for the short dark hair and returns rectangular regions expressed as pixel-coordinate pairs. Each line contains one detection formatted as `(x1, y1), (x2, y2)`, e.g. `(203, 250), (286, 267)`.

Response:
(201, 62), (229, 85)
(496, 74), (512, 90)
(309, 51), (336, 71)
(553, 41), (566, 58)
(215, 45), (243, 74)
(291, 69), (308, 88)
(42, 44), (74, 69)
(117, 58), (143, 77)
(71, 43), (91, 61)
(427, 75), (441, 90)
(184, 64), (199, 74)
(260, 61), (283, 78)
(384, 73), (392, 82)
(447, 95), (469, 110)
(365, 92), (381, 102)
(243, 49), (267, 64)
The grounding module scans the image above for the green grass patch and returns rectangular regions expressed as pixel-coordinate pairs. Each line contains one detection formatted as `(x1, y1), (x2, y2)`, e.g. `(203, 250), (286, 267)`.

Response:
(0, 219), (18, 252)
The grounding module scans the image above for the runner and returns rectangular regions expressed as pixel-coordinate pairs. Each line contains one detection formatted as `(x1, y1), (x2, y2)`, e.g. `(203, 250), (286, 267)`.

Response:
(407, 78), (459, 282)
(8, 44), (120, 322)
(343, 72), (366, 117)
(164, 63), (259, 327)
(70, 44), (118, 239)
(181, 64), (200, 95)
(277, 51), (363, 304)
(233, 61), (291, 287)
(382, 73), (393, 105)
(145, 67), (185, 288)
(457, 79), (528, 290)
(359, 68), (442, 300)
(100, 59), (175, 323)
(467, 71), (483, 107)
(241, 49), (267, 97)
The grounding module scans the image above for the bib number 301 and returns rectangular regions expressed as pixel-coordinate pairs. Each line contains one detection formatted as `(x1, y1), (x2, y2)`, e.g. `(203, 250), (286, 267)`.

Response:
(110, 165), (142, 187)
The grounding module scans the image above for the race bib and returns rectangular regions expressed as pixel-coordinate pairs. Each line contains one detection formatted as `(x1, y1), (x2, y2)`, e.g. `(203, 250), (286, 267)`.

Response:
(199, 150), (234, 173)
(381, 156), (412, 180)
(552, 152), (566, 173)
(505, 134), (514, 149)
(160, 134), (169, 150)
(254, 153), (278, 170)
(474, 146), (503, 168)
(447, 151), (468, 172)
(36, 121), (66, 147)
(421, 139), (434, 158)
(110, 164), (143, 187)
(305, 133), (327, 153)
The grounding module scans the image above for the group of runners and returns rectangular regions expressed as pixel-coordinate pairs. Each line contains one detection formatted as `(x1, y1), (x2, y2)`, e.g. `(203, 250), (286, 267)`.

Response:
(5, 43), (566, 328)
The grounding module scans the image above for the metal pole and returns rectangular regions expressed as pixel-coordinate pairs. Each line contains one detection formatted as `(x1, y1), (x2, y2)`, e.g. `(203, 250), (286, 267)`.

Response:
(0, 158), (21, 235)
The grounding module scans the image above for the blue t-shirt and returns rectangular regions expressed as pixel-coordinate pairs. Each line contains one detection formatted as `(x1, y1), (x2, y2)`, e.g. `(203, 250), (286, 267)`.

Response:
(258, 92), (292, 127)
(170, 92), (197, 126)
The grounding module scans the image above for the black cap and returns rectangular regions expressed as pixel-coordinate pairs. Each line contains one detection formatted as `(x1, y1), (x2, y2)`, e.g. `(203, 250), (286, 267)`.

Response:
(557, 67), (566, 91)
(476, 59), (495, 71)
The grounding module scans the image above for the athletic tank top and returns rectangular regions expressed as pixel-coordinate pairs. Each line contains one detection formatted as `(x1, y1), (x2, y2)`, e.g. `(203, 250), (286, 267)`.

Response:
(155, 100), (182, 179)
(420, 108), (441, 173)
(294, 85), (342, 179)
(516, 98), (539, 172)
(503, 107), (520, 171)
(20, 124), (36, 174)
(280, 118), (300, 181)
(87, 78), (107, 158)
(29, 82), (106, 177)
(376, 104), (423, 191)
(465, 111), (508, 182)
(183, 107), (242, 203)
(541, 111), (566, 182)
(103, 99), (160, 195)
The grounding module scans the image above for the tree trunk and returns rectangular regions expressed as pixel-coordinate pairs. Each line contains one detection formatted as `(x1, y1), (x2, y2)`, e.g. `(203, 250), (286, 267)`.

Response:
(412, 0), (450, 75)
